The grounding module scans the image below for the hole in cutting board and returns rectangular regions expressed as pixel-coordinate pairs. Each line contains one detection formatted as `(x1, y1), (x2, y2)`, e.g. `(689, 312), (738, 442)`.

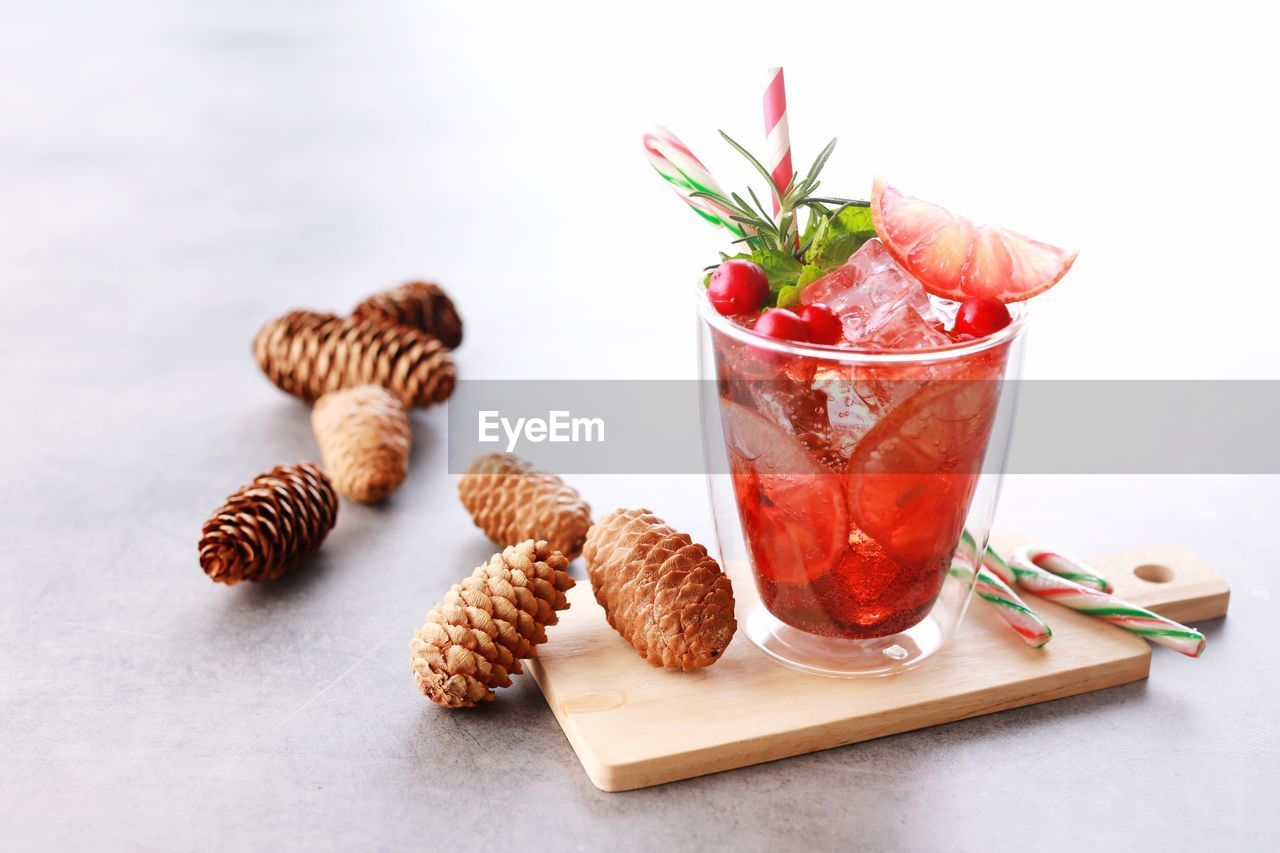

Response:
(1133, 563), (1174, 583)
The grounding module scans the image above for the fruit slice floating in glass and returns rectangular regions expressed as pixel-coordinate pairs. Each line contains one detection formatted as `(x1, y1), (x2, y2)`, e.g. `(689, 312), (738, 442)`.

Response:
(846, 375), (1002, 566)
(722, 400), (848, 587)
(871, 180), (1077, 303)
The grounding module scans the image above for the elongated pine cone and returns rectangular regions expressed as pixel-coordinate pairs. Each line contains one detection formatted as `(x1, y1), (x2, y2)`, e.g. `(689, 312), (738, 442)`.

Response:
(353, 281), (463, 349)
(253, 310), (455, 407)
(458, 454), (592, 560)
(198, 463), (339, 585)
(410, 540), (574, 708)
(583, 508), (736, 670)
(311, 385), (411, 503)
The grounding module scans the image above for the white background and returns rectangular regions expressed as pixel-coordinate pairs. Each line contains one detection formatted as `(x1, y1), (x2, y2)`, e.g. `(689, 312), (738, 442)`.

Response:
(390, 0), (1279, 381)
(9, 1), (1272, 381)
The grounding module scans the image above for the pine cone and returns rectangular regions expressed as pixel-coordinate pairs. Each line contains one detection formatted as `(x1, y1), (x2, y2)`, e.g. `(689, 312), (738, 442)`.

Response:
(253, 310), (455, 407)
(198, 463), (339, 585)
(410, 540), (574, 708)
(311, 385), (411, 503)
(458, 454), (592, 560)
(583, 508), (736, 670)
(353, 281), (463, 349)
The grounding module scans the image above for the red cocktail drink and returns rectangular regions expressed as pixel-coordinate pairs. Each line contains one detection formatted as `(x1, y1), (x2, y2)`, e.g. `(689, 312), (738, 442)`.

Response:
(708, 239), (1013, 639)
(663, 120), (1070, 672)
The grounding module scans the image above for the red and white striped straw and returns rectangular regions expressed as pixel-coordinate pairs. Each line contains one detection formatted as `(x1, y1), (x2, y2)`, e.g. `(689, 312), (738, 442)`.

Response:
(762, 67), (793, 214)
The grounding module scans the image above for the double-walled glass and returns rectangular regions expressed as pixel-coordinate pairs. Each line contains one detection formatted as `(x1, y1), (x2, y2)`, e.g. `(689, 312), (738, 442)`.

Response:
(698, 290), (1027, 676)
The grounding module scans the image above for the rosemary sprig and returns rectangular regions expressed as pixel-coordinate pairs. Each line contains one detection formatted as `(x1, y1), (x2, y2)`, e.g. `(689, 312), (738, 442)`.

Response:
(690, 132), (867, 258)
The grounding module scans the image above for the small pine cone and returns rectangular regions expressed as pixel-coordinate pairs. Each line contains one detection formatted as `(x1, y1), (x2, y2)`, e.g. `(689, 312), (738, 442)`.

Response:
(458, 454), (592, 560)
(410, 540), (574, 708)
(253, 310), (455, 407)
(198, 463), (339, 585)
(583, 508), (736, 670)
(311, 385), (411, 503)
(353, 281), (463, 349)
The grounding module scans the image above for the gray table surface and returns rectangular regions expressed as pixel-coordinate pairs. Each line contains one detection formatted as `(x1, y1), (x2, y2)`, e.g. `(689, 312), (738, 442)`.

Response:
(2, 3), (1277, 851)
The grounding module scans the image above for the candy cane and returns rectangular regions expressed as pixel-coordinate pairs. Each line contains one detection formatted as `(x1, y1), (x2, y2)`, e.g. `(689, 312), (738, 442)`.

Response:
(950, 555), (1052, 648)
(762, 67), (793, 214)
(642, 126), (745, 238)
(984, 545), (1206, 658)
(1017, 546), (1113, 592)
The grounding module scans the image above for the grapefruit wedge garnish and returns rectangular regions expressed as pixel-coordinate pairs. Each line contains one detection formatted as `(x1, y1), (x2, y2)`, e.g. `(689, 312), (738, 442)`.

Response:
(871, 180), (1078, 303)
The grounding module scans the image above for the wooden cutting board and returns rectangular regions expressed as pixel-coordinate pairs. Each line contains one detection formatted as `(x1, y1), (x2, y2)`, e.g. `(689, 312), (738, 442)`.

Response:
(528, 535), (1230, 792)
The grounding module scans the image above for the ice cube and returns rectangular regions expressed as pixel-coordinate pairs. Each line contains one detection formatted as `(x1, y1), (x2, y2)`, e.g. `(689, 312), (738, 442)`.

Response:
(844, 300), (951, 350)
(801, 239), (951, 350)
(812, 366), (922, 459)
(751, 380), (845, 470)
(711, 329), (844, 470)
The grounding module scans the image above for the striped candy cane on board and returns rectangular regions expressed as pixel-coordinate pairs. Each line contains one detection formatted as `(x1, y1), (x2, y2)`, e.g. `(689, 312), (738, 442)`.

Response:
(1015, 545), (1113, 592)
(983, 545), (1206, 658)
(642, 127), (746, 239)
(949, 555), (1053, 648)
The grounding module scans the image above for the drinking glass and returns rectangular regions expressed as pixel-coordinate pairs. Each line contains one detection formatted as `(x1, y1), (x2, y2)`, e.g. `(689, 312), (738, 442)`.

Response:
(697, 289), (1027, 676)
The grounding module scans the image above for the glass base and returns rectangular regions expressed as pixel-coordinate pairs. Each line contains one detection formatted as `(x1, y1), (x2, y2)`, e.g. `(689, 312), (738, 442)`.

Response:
(743, 607), (946, 677)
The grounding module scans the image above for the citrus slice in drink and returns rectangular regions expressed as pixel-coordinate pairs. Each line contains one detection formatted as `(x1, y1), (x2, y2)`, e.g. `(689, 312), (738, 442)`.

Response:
(871, 180), (1077, 303)
(722, 400), (847, 586)
(845, 377), (1000, 565)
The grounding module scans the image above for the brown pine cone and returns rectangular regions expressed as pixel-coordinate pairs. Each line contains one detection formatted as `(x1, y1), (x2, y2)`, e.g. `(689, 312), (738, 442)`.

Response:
(353, 281), (463, 349)
(457, 454), (592, 560)
(410, 540), (574, 708)
(253, 310), (455, 407)
(311, 385), (411, 503)
(583, 508), (736, 670)
(198, 463), (339, 585)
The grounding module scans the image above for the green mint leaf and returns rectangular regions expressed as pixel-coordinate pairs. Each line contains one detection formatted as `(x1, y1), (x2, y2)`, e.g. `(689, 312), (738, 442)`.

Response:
(830, 204), (876, 240)
(776, 284), (802, 309)
(805, 206), (876, 270)
(774, 261), (825, 309)
(751, 248), (803, 290)
(796, 263), (825, 288)
(803, 217), (831, 265)
(816, 232), (862, 268)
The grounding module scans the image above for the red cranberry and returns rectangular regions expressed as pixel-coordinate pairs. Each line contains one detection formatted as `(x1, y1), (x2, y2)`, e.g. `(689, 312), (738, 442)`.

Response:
(708, 260), (769, 316)
(754, 308), (810, 342)
(953, 297), (1012, 338)
(797, 304), (842, 345)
